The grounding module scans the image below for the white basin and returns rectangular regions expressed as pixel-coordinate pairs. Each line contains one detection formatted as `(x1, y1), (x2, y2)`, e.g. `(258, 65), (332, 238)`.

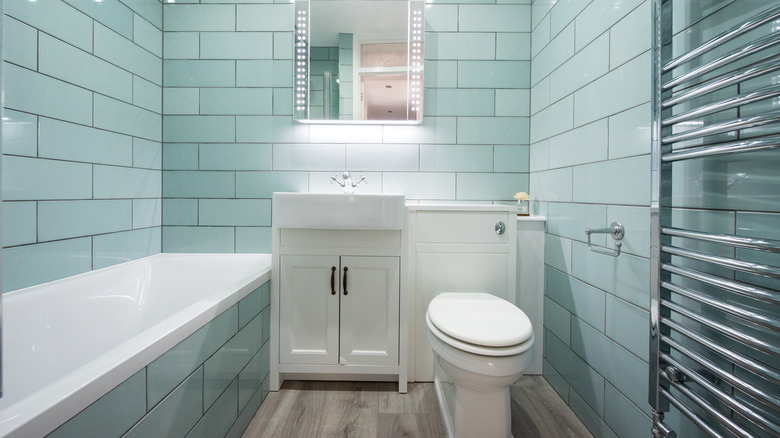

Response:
(272, 192), (406, 230)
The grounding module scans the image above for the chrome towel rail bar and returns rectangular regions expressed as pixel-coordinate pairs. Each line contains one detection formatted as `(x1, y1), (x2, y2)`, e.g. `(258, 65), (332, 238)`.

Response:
(661, 134), (780, 162)
(661, 109), (780, 144)
(662, 3), (780, 72)
(661, 299), (780, 359)
(661, 57), (780, 109)
(661, 263), (780, 305)
(662, 31), (780, 90)
(661, 245), (780, 279)
(661, 227), (780, 252)
(662, 84), (780, 126)
(661, 280), (780, 331)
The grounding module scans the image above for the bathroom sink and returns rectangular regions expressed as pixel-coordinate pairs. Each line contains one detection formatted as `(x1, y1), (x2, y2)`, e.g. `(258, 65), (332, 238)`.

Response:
(272, 192), (406, 230)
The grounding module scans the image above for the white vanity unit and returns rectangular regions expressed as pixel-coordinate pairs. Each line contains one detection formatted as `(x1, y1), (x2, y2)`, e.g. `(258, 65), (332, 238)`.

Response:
(270, 193), (409, 393)
(406, 204), (519, 382)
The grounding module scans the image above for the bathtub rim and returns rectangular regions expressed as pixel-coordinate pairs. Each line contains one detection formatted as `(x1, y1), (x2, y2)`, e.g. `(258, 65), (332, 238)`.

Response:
(0, 252), (272, 438)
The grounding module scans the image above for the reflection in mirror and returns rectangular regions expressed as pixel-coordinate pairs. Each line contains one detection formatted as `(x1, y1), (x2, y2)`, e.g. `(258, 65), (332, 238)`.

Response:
(294, 0), (424, 123)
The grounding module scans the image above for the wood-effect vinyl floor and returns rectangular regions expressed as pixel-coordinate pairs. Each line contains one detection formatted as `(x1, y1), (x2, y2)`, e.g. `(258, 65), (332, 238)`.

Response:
(242, 376), (594, 438)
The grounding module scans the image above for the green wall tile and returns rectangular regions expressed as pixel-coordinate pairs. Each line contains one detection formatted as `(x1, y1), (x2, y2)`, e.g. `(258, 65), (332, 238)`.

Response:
(2, 109), (38, 157)
(63, 0), (134, 40)
(200, 88), (274, 115)
(236, 61), (293, 87)
(4, 16), (38, 70)
(424, 88), (495, 116)
(163, 116), (235, 143)
(163, 171), (235, 198)
(458, 61), (530, 88)
(164, 60), (236, 87)
(4, 64), (93, 126)
(94, 95), (162, 141)
(187, 380), (238, 438)
(199, 199), (271, 226)
(134, 13), (163, 57)
(457, 117), (529, 145)
(162, 226), (235, 253)
(2, 202), (37, 247)
(39, 118), (133, 167)
(39, 200), (132, 242)
(236, 4), (294, 32)
(420, 144), (493, 172)
(164, 32), (200, 59)
(133, 77), (163, 114)
(93, 166), (161, 199)
(147, 306), (238, 409)
(48, 369), (146, 438)
(163, 88), (200, 115)
(123, 0), (163, 29)
(200, 32), (274, 60)
(204, 313), (262, 409)
(164, 4), (236, 31)
(200, 144), (273, 171)
(426, 33), (496, 60)
(5, 0), (93, 51)
(163, 143), (199, 170)
(133, 138), (163, 170)
(236, 227), (272, 253)
(545, 332), (605, 416)
(125, 368), (204, 438)
(163, 199), (199, 226)
(3, 238), (92, 292)
(3, 156), (92, 201)
(235, 171), (308, 199)
(546, 266), (605, 331)
(94, 23), (162, 86)
(93, 228), (161, 270)
(459, 5), (530, 32)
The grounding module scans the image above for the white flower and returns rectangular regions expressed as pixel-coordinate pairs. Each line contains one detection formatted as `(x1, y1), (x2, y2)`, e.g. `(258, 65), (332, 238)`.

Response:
(513, 192), (530, 201)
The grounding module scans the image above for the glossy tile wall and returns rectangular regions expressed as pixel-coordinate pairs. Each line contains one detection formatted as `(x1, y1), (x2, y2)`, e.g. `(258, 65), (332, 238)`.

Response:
(2, 0), (163, 292)
(529, 1), (653, 437)
(161, 0), (531, 253)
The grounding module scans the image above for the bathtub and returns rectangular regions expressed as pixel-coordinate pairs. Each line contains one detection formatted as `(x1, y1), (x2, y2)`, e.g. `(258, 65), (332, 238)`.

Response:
(0, 253), (272, 438)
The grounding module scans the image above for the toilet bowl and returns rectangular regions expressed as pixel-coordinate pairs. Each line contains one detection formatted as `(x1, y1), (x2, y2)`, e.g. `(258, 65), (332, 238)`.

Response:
(426, 292), (534, 438)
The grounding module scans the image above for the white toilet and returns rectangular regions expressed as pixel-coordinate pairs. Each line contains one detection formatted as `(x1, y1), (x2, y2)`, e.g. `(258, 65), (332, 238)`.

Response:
(426, 292), (534, 438)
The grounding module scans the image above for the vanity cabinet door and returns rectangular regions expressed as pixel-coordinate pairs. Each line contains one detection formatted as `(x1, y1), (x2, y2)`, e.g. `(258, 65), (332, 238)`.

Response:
(279, 254), (341, 364)
(339, 256), (400, 366)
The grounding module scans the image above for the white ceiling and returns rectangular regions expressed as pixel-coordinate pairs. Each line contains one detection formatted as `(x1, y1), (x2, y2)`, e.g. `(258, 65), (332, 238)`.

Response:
(310, 0), (407, 47)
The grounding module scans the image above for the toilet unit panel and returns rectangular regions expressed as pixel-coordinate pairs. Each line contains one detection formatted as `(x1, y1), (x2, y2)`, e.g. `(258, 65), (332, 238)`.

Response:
(406, 205), (517, 382)
(415, 211), (511, 245)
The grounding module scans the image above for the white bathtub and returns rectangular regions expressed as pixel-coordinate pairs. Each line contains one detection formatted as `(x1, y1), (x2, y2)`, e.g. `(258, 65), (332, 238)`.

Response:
(0, 253), (272, 438)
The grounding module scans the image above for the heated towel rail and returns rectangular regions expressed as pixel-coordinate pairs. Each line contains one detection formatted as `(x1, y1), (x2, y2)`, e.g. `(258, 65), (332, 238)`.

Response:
(651, 1), (780, 437)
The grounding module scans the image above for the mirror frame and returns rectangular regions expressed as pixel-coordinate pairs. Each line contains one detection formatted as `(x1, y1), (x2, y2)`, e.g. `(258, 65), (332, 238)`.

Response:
(293, 0), (425, 124)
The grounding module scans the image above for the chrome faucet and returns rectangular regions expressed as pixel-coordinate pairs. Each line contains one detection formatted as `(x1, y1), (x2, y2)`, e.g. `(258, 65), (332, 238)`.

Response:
(330, 171), (367, 194)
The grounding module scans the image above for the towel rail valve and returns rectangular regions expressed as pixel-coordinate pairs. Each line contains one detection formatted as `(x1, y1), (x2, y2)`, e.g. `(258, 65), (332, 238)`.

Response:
(585, 221), (625, 257)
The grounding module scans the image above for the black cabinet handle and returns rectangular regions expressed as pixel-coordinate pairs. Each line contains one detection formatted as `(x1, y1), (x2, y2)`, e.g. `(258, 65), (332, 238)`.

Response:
(330, 266), (336, 295)
(343, 266), (348, 295)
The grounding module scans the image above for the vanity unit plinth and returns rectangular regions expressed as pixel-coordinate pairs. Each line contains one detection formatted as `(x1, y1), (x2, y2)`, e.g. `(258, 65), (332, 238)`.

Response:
(271, 228), (408, 393)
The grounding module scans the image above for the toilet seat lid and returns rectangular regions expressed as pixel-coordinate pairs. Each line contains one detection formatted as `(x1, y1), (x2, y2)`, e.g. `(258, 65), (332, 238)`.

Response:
(427, 293), (533, 348)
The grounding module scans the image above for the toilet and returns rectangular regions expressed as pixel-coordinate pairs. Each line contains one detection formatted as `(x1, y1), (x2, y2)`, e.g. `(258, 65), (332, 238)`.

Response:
(426, 292), (534, 438)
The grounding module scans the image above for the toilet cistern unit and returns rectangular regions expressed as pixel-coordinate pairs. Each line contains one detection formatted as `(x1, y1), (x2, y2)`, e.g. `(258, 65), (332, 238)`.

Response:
(427, 292), (534, 438)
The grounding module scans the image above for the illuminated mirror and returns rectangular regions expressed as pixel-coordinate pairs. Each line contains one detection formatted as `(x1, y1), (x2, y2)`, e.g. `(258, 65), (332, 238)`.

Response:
(294, 0), (425, 123)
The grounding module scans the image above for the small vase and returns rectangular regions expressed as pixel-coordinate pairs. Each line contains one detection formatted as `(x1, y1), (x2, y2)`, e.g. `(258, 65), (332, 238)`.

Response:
(517, 199), (529, 216)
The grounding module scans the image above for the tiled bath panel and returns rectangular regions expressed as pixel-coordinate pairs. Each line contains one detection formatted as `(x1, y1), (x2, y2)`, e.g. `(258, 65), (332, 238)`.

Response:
(46, 282), (271, 438)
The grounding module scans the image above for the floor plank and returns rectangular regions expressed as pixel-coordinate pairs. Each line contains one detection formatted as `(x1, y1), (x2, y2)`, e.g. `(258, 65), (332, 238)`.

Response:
(243, 376), (593, 438)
